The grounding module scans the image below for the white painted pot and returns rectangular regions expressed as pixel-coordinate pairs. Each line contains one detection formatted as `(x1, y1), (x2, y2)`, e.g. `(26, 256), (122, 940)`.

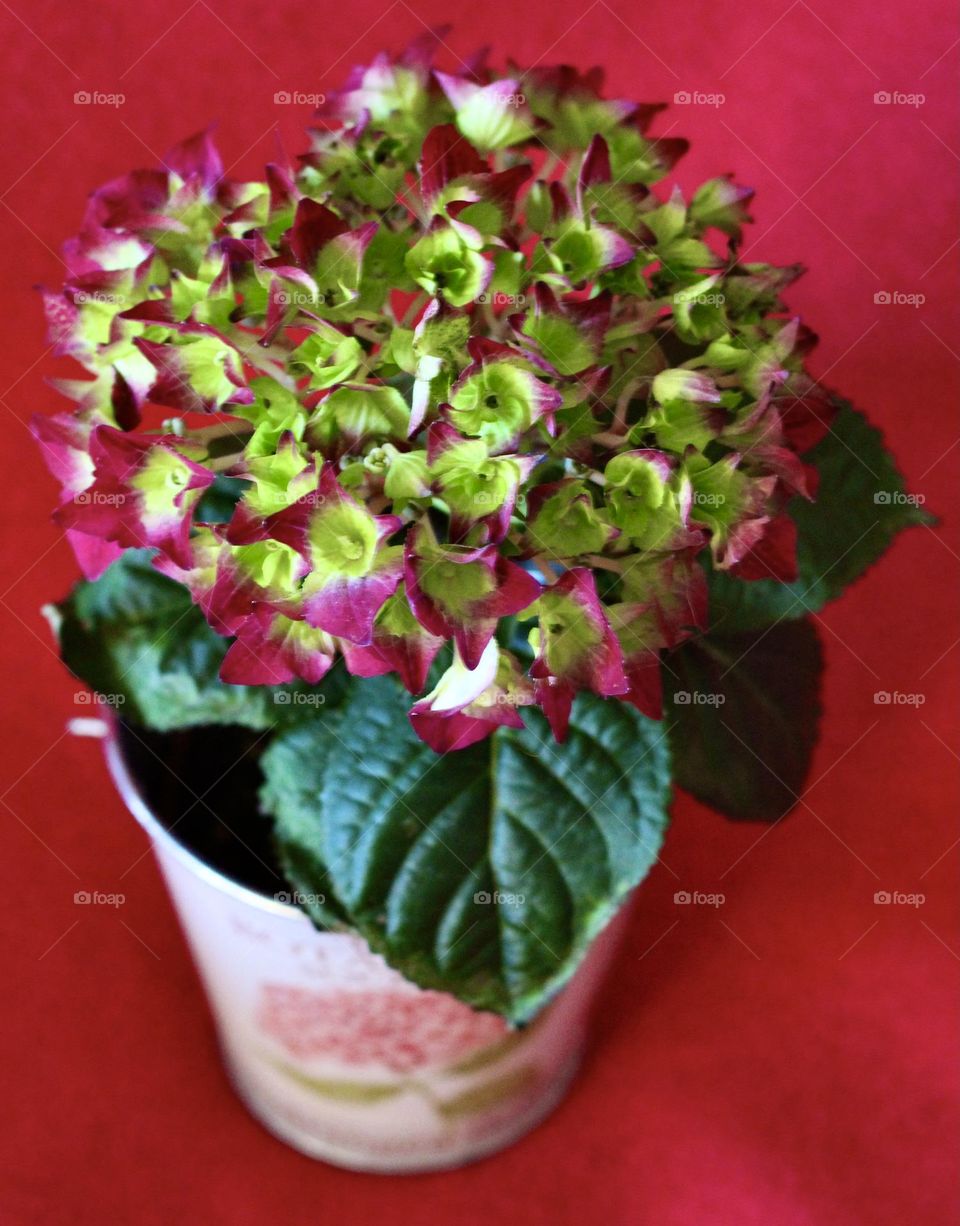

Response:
(105, 729), (625, 1172)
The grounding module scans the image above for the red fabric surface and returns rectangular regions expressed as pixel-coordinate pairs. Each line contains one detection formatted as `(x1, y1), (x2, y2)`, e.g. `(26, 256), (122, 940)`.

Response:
(1, 2), (957, 1222)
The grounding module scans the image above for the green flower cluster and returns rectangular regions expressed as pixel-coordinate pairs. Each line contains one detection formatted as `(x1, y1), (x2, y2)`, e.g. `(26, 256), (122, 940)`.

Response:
(35, 41), (832, 751)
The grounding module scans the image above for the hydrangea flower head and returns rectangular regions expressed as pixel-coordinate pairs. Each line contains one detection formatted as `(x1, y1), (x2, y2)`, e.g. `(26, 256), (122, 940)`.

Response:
(35, 35), (833, 750)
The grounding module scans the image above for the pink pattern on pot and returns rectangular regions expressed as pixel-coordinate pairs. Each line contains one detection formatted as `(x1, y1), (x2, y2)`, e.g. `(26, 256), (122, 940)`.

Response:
(256, 984), (508, 1073)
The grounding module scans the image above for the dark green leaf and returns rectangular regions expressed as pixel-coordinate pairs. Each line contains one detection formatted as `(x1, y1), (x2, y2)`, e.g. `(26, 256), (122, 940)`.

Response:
(195, 475), (248, 524)
(709, 402), (931, 631)
(68, 548), (186, 624)
(665, 618), (822, 820)
(258, 718), (351, 929)
(261, 676), (672, 1023)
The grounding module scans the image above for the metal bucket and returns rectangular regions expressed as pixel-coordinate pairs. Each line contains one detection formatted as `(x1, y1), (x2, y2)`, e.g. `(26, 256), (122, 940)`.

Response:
(104, 728), (624, 1172)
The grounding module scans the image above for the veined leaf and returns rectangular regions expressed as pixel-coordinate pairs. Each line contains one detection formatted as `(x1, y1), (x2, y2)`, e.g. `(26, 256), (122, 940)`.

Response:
(261, 675), (672, 1023)
(709, 402), (931, 631)
(666, 617), (822, 820)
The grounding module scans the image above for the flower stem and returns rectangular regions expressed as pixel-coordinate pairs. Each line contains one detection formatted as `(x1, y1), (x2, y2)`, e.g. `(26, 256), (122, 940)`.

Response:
(189, 421), (254, 445)
(591, 431), (623, 451)
(205, 451), (248, 474)
(585, 554), (624, 574)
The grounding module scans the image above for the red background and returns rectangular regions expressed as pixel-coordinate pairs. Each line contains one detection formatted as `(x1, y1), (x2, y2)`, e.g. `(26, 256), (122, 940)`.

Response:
(1, 1), (958, 1222)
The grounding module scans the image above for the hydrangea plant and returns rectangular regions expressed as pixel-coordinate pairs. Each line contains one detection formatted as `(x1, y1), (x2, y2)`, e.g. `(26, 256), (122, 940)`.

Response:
(37, 37), (926, 1022)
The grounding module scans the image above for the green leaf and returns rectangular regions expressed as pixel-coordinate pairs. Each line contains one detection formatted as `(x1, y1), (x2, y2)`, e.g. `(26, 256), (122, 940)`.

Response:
(260, 675), (672, 1023)
(258, 722), (351, 929)
(194, 474), (247, 524)
(66, 548), (187, 624)
(54, 550), (344, 732)
(709, 402), (931, 631)
(665, 618), (822, 820)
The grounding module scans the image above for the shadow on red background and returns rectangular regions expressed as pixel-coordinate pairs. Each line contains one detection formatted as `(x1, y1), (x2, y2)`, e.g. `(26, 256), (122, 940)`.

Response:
(1, 2), (957, 1223)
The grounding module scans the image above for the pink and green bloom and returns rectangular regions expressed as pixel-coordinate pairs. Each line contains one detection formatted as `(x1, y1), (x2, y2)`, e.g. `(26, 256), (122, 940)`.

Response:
(409, 639), (534, 753)
(530, 568), (629, 740)
(426, 421), (536, 543)
(339, 590), (444, 694)
(405, 227), (493, 308)
(448, 350), (563, 449)
(265, 466), (403, 644)
(404, 524), (540, 669)
(55, 426), (214, 568)
(34, 38), (909, 758)
(220, 609), (336, 687)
